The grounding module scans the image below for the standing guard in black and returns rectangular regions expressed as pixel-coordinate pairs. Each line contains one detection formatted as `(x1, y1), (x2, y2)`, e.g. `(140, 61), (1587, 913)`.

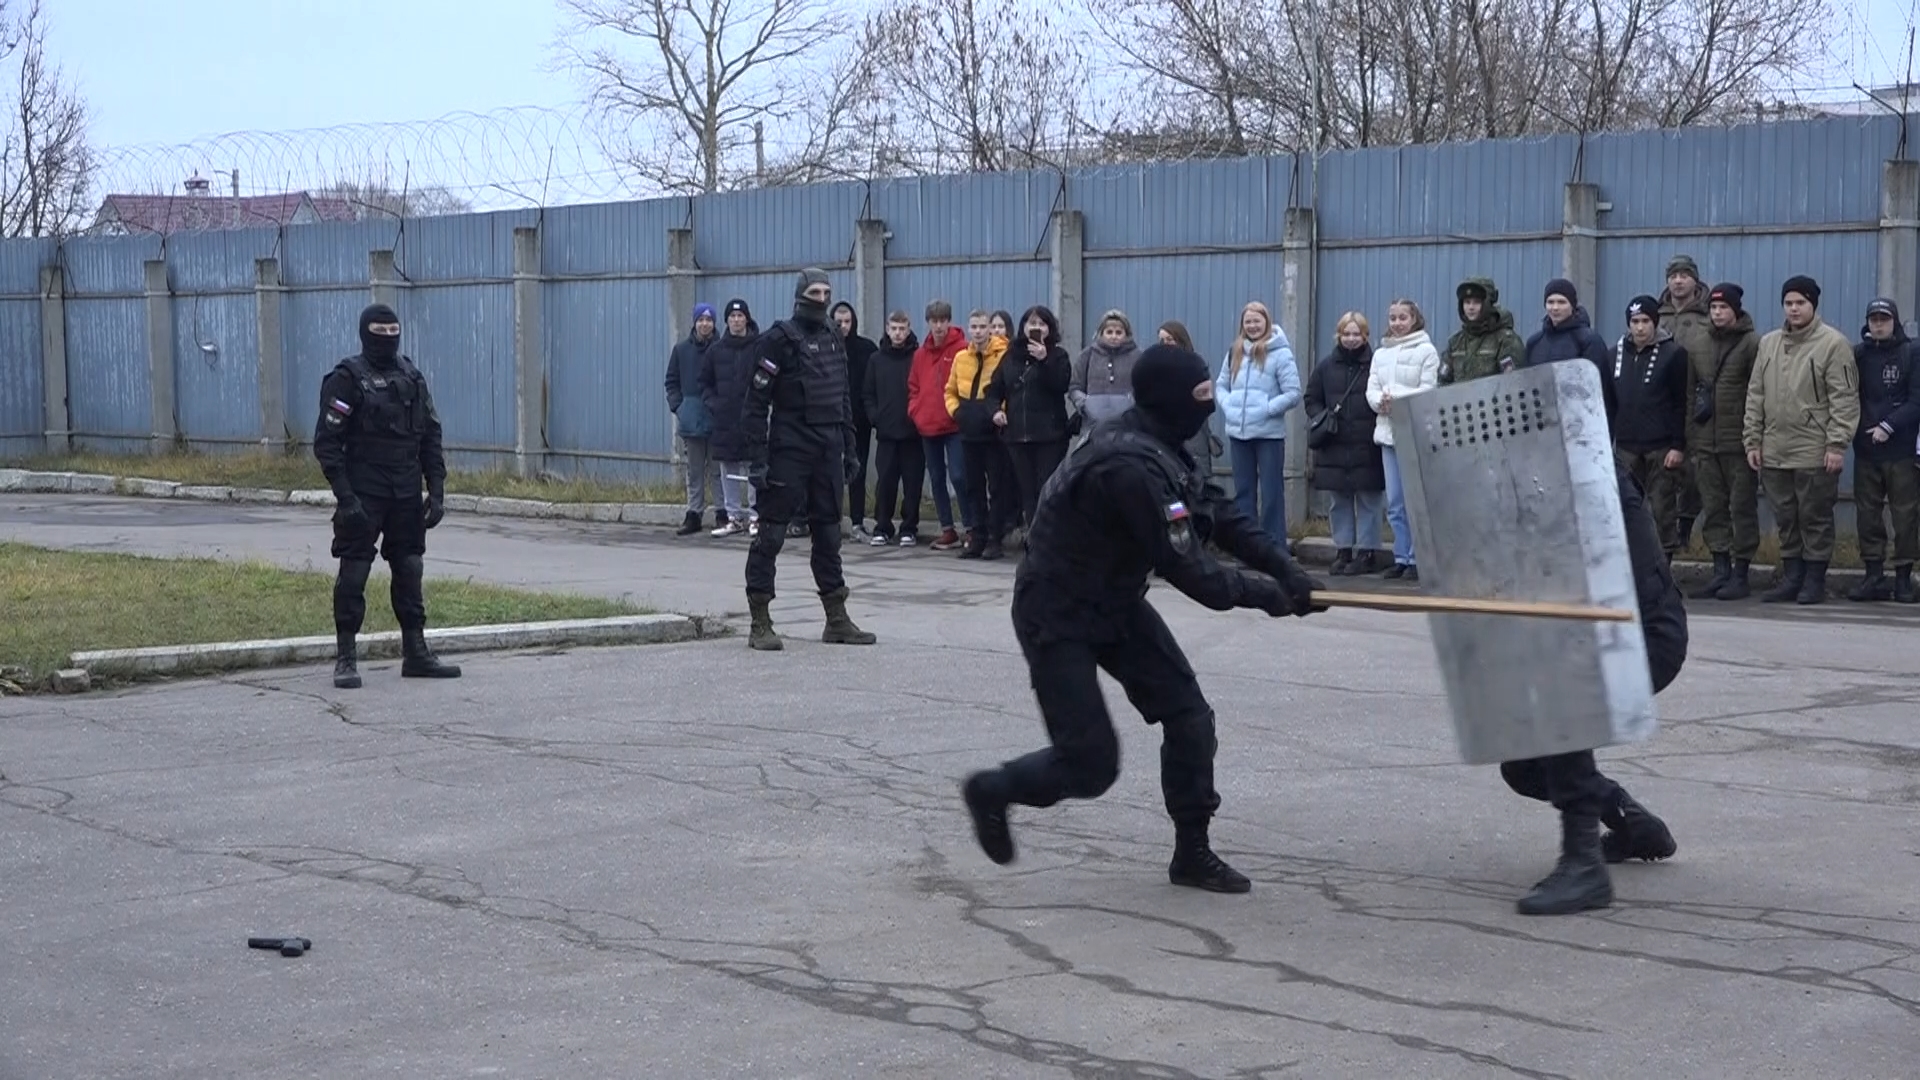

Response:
(740, 269), (878, 652)
(313, 303), (461, 689)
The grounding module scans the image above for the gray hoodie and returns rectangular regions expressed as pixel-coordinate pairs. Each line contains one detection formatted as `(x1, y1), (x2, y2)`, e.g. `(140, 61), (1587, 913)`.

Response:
(1070, 338), (1140, 425)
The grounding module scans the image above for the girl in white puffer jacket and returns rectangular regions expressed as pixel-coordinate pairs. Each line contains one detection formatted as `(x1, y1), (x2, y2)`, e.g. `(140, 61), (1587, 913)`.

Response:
(1365, 299), (1442, 580)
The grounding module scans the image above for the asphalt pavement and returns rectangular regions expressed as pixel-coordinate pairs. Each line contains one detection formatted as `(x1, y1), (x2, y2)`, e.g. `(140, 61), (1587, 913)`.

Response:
(2, 494), (1917, 1078)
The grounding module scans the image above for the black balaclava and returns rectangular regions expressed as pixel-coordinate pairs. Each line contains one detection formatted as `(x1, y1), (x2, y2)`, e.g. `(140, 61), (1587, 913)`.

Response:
(1132, 344), (1216, 443)
(358, 303), (401, 367)
(793, 267), (831, 326)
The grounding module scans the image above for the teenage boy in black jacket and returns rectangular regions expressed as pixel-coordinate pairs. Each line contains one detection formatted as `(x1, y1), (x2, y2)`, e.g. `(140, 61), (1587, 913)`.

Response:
(862, 311), (926, 546)
(1611, 295), (1692, 561)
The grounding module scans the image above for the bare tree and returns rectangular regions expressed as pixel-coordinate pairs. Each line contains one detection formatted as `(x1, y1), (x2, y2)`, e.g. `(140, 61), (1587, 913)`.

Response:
(1088, 0), (1837, 158)
(861, 0), (1095, 173)
(558, 0), (846, 195)
(751, 45), (895, 186)
(317, 177), (474, 220)
(0, 0), (90, 238)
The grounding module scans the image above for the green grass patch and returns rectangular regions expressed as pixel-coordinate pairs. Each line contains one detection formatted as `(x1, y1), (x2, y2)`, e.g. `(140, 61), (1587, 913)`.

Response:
(0, 542), (643, 691)
(6, 449), (684, 505)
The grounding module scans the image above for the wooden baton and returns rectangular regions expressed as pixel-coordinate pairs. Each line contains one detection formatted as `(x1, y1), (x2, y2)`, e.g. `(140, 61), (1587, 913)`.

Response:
(1309, 591), (1635, 623)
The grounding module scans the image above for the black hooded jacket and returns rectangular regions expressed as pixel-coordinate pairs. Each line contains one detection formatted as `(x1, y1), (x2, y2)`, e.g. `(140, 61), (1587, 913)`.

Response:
(831, 303), (879, 429)
(698, 313), (764, 462)
(1525, 306), (1617, 420)
(1609, 330), (1690, 455)
(1853, 307), (1918, 464)
(1304, 344), (1384, 493)
(863, 330), (921, 441)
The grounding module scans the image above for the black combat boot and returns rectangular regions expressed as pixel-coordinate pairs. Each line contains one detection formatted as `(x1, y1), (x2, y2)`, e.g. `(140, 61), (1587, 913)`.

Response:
(675, 510), (702, 536)
(961, 771), (1016, 865)
(1717, 558), (1752, 600)
(1894, 565), (1918, 604)
(981, 538), (1005, 561)
(401, 626), (462, 678)
(1760, 557), (1804, 603)
(1600, 790), (1677, 863)
(1691, 552), (1732, 600)
(1352, 550), (1381, 575)
(714, 507), (730, 529)
(1516, 813), (1613, 915)
(747, 591), (783, 651)
(1168, 823), (1252, 893)
(332, 629), (361, 690)
(1796, 560), (1830, 605)
(1331, 548), (1354, 576)
(820, 587), (877, 644)
(1847, 560), (1888, 602)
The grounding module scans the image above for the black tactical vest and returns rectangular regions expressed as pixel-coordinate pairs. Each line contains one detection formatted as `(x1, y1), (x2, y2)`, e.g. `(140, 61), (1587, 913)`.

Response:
(339, 354), (429, 468)
(774, 320), (850, 425)
(1021, 422), (1195, 602)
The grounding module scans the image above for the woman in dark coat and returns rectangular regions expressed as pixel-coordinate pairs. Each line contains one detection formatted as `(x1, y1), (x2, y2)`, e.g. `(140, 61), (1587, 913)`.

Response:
(987, 304), (1073, 530)
(697, 298), (763, 537)
(1305, 312), (1386, 574)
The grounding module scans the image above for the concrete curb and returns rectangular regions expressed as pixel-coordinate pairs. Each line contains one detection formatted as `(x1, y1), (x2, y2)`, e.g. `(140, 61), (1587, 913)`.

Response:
(0, 468), (690, 527)
(67, 613), (718, 678)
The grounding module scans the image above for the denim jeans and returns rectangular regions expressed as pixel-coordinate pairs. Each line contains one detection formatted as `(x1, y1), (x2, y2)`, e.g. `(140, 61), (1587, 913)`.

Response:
(1381, 444), (1414, 565)
(1228, 437), (1287, 544)
(922, 433), (968, 530)
(1328, 490), (1386, 549)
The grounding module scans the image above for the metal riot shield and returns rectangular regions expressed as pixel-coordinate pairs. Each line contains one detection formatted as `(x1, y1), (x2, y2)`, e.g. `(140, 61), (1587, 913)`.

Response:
(1387, 359), (1656, 765)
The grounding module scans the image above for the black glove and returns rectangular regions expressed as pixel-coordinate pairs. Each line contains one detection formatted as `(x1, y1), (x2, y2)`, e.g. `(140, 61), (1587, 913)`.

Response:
(334, 496), (370, 532)
(747, 460), (771, 492)
(422, 494), (445, 529)
(1270, 556), (1324, 617)
(843, 450), (860, 485)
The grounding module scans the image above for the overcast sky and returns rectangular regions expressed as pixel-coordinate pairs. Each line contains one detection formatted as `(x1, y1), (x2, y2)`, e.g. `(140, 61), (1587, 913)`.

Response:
(43, 0), (1920, 206)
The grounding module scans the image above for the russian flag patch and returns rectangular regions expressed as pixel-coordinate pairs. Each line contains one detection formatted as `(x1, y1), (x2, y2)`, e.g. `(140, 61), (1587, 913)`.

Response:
(1165, 501), (1189, 521)
(759, 358), (779, 374)
(329, 398), (353, 415)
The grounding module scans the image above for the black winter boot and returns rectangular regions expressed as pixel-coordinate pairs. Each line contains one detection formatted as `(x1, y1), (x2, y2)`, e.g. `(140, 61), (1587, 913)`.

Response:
(1353, 550), (1382, 575)
(1517, 813), (1613, 915)
(1894, 565), (1918, 604)
(1847, 560), (1889, 602)
(714, 507), (730, 528)
(400, 626), (462, 678)
(747, 592), (783, 651)
(820, 587), (877, 645)
(675, 510), (702, 536)
(961, 771), (1016, 865)
(332, 629), (361, 690)
(1331, 548), (1355, 576)
(1761, 557), (1805, 603)
(1716, 558), (1752, 600)
(1691, 553), (1732, 600)
(1169, 824), (1252, 893)
(1796, 560), (1830, 605)
(1600, 791), (1677, 863)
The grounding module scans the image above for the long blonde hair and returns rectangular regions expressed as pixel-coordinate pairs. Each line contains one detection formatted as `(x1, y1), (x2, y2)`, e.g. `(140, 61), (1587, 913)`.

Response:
(1230, 301), (1274, 381)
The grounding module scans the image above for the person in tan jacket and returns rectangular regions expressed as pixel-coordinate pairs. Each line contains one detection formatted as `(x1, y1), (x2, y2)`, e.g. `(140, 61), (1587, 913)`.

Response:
(1742, 275), (1861, 605)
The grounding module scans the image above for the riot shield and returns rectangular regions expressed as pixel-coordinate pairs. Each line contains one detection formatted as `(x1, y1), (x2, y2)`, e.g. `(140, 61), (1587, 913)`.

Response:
(1387, 359), (1656, 765)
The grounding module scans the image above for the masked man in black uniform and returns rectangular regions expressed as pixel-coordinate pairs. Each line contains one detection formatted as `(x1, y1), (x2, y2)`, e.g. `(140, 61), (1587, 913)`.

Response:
(1497, 452), (1688, 915)
(961, 344), (1325, 893)
(741, 268), (877, 652)
(313, 302), (462, 689)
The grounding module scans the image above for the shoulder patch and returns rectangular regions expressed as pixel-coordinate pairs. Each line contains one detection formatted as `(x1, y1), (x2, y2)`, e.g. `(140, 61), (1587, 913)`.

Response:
(1165, 501), (1190, 521)
(759, 357), (780, 374)
(329, 398), (353, 416)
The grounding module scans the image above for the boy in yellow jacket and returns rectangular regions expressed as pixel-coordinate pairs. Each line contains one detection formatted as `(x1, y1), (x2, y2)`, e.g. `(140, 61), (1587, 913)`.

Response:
(946, 310), (1016, 559)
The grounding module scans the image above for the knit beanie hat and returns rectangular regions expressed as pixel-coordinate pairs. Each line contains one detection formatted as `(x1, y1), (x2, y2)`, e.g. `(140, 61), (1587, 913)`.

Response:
(1544, 278), (1578, 304)
(1708, 283), (1744, 313)
(1665, 255), (1699, 280)
(1626, 295), (1659, 320)
(692, 302), (716, 324)
(1781, 275), (1820, 308)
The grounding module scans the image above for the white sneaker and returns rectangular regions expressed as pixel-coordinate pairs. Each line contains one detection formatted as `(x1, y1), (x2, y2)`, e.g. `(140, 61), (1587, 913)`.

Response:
(748, 521), (760, 538)
(868, 531), (893, 546)
(710, 521), (743, 537)
(898, 532), (918, 547)
(850, 525), (871, 544)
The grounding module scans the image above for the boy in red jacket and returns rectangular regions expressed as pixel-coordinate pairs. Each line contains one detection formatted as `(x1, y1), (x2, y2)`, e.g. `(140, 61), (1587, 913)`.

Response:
(908, 299), (972, 549)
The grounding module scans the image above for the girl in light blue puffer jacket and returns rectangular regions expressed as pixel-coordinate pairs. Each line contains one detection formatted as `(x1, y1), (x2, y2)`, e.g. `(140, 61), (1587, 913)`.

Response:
(1215, 301), (1300, 543)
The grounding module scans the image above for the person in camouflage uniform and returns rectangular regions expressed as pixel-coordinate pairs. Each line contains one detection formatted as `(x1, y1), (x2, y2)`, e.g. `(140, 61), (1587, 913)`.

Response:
(1687, 283), (1762, 599)
(1440, 278), (1527, 385)
(1659, 256), (1712, 550)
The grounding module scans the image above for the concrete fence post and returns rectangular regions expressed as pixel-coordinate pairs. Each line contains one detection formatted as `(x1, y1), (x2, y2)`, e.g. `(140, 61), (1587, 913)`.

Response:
(39, 265), (69, 455)
(1280, 207), (1317, 530)
(511, 225), (546, 479)
(1049, 210), (1085, 354)
(255, 257), (286, 451)
(143, 259), (176, 452)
